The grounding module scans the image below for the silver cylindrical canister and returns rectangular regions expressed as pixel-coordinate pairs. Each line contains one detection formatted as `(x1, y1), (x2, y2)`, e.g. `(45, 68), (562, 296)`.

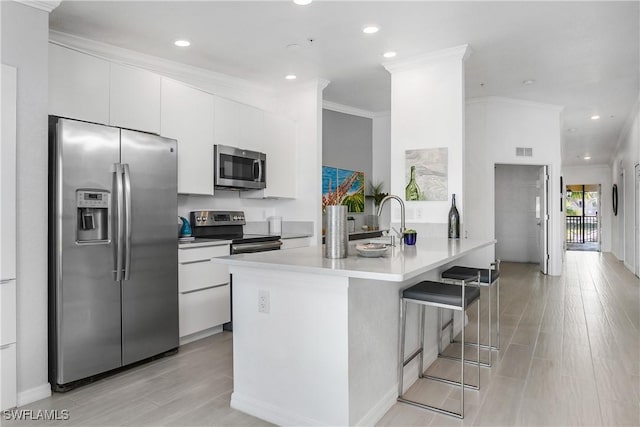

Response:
(324, 205), (348, 258)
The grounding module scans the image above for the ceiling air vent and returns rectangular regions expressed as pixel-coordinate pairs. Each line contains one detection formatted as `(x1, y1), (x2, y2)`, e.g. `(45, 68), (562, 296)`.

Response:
(516, 147), (533, 157)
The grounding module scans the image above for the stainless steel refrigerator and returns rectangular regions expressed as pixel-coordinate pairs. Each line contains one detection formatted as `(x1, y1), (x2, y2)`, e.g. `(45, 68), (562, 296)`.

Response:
(48, 117), (179, 390)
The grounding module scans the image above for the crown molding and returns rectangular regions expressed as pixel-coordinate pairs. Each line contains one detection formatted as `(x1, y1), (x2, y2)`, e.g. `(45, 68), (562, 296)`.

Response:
(322, 101), (378, 119)
(466, 96), (565, 113)
(49, 30), (275, 100)
(13, 0), (60, 13)
(383, 44), (472, 74)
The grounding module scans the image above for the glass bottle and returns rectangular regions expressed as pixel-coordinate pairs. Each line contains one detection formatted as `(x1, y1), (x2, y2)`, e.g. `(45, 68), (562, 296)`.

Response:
(448, 193), (460, 239)
(405, 165), (421, 201)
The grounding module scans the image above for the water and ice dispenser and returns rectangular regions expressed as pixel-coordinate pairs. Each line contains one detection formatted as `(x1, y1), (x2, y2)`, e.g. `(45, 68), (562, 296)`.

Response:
(76, 190), (110, 243)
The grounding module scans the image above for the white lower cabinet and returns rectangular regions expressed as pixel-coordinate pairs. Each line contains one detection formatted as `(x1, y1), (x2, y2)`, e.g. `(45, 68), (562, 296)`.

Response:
(0, 278), (16, 410)
(179, 284), (230, 337)
(0, 343), (17, 410)
(178, 244), (230, 338)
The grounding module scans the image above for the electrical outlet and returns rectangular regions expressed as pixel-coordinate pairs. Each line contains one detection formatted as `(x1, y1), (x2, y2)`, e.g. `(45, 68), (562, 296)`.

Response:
(258, 290), (270, 314)
(415, 207), (423, 219)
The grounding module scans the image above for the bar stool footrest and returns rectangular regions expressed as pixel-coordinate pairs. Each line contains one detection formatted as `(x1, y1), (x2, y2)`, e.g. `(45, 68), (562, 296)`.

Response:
(437, 352), (492, 368)
(397, 397), (463, 419)
(421, 374), (479, 390)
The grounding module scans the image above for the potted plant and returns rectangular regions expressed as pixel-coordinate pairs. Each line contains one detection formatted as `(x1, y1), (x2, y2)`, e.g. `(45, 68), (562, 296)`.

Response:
(403, 229), (417, 245)
(369, 181), (388, 208)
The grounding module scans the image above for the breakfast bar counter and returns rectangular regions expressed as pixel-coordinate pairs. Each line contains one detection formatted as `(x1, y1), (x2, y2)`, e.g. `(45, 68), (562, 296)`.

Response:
(213, 238), (495, 426)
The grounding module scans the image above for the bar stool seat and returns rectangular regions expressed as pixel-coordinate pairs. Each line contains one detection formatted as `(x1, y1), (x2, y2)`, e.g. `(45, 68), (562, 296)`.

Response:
(441, 266), (500, 283)
(398, 280), (481, 419)
(440, 261), (500, 367)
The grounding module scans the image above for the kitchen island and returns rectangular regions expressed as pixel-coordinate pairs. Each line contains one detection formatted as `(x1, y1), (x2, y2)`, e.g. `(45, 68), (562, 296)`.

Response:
(213, 238), (495, 426)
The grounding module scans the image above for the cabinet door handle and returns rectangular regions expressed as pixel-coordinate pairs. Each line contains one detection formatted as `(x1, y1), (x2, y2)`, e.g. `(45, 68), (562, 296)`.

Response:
(179, 258), (212, 265)
(180, 283), (229, 294)
(0, 344), (13, 350)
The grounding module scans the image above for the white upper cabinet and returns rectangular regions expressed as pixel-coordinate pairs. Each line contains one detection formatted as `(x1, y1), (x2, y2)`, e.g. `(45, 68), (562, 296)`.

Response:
(161, 78), (215, 195)
(49, 44), (110, 124)
(242, 112), (297, 199)
(1, 65), (16, 281)
(213, 96), (240, 146)
(213, 96), (263, 152)
(109, 63), (161, 134)
(239, 104), (264, 152)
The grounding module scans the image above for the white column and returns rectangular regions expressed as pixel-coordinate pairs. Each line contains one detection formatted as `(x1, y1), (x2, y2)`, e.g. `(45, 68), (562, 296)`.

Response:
(383, 45), (471, 230)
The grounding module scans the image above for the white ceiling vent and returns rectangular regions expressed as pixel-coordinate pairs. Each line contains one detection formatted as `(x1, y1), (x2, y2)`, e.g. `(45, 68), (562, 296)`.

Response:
(516, 147), (533, 157)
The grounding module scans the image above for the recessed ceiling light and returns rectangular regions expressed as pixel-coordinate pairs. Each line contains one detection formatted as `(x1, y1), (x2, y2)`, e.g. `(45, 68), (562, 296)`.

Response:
(363, 26), (379, 34)
(293, 0), (312, 4)
(584, 156), (592, 160)
(522, 79), (535, 86)
(383, 51), (397, 58)
(285, 74), (297, 80)
(591, 115), (600, 120)
(174, 40), (190, 47)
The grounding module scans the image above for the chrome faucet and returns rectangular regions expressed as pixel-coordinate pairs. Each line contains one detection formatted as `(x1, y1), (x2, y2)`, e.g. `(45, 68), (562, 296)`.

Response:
(376, 194), (406, 238)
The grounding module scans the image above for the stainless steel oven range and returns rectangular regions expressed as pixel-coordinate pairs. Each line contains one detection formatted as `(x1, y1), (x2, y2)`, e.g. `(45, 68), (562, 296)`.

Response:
(189, 210), (282, 252)
(189, 210), (281, 330)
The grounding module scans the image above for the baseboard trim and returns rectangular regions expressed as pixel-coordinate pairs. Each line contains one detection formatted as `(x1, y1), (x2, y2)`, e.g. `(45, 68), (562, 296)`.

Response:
(17, 383), (51, 407)
(179, 325), (223, 346)
(354, 387), (397, 426)
(230, 391), (327, 426)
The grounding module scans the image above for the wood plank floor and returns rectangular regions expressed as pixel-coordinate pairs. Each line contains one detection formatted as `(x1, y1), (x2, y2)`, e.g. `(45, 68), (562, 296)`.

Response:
(6, 252), (639, 426)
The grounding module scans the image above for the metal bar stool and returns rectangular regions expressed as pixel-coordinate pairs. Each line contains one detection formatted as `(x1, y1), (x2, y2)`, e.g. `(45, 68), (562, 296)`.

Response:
(398, 279), (481, 419)
(440, 260), (500, 367)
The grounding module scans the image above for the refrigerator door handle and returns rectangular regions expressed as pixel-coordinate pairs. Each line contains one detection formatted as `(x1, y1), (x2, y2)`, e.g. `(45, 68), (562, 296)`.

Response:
(114, 163), (124, 281)
(123, 163), (132, 280)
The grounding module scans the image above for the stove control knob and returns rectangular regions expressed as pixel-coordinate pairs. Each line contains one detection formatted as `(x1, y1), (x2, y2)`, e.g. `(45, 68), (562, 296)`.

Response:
(196, 216), (201, 222)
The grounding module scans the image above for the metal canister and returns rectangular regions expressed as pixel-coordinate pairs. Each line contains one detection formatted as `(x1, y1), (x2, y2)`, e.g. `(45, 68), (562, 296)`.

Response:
(324, 205), (348, 258)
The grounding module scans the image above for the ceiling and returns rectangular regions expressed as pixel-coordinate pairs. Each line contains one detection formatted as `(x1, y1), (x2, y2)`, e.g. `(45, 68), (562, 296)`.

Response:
(49, 1), (639, 167)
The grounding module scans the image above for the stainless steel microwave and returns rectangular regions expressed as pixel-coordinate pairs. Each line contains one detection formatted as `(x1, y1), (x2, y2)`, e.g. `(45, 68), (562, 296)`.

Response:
(214, 144), (266, 190)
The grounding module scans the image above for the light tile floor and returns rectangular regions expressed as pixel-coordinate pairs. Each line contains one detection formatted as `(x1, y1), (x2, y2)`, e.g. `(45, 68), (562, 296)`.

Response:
(378, 252), (640, 427)
(5, 252), (639, 426)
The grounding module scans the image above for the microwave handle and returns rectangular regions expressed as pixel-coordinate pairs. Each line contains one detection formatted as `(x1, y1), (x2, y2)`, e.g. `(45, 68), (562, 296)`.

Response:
(254, 159), (263, 182)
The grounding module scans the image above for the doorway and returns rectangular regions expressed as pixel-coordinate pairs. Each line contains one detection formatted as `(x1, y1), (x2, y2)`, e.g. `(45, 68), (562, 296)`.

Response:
(565, 184), (601, 252)
(495, 164), (549, 274)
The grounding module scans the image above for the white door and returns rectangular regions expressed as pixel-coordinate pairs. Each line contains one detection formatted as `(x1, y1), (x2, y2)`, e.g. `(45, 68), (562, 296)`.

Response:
(537, 165), (549, 274)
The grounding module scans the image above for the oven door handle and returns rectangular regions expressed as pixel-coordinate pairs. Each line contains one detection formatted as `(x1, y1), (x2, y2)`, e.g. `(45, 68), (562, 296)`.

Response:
(232, 240), (282, 254)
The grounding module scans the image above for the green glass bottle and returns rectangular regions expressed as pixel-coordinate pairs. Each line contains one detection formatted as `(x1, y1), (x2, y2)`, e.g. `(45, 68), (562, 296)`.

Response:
(405, 165), (421, 201)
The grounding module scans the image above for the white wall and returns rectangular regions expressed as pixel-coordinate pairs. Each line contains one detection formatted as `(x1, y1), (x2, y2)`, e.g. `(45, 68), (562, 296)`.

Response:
(562, 165), (612, 253)
(465, 97), (564, 275)
(1, 1), (52, 405)
(611, 98), (640, 272)
(372, 114), (391, 226)
(384, 46), (469, 228)
(495, 165), (541, 263)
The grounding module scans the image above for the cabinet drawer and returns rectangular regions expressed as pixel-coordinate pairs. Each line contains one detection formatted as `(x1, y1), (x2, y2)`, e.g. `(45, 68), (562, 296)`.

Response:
(179, 258), (229, 293)
(0, 279), (16, 346)
(178, 245), (229, 263)
(0, 343), (16, 410)
(179, 284), (230, 337)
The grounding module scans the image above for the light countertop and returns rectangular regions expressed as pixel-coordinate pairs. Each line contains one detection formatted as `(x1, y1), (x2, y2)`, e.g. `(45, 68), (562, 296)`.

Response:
(213, 238), (495, 282)
(178, 238), (232, 249)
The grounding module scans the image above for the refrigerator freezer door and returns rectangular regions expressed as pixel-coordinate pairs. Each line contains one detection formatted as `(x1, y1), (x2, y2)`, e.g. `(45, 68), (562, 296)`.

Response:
(120, 130), (178, 364)
(52, 118), (122, 385)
